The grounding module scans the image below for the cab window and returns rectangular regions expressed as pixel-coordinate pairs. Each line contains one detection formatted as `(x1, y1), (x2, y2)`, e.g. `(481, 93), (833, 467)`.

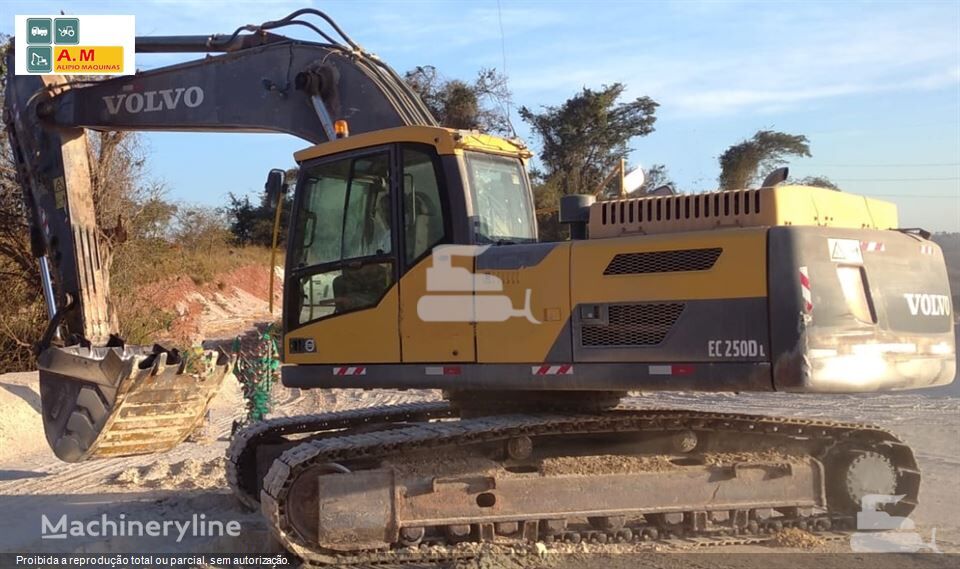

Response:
(291, 151), (394, 324)
(465, 152), (536, 244)
(402, 148), (446, 264)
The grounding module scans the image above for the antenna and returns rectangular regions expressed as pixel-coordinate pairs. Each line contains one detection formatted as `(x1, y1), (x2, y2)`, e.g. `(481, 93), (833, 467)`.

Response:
(496, 0), (518, 138)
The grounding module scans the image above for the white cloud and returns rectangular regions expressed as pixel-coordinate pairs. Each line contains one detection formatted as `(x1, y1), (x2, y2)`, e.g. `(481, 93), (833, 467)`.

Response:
(502, 2), (960, 118)
(671, 67), (960, 116)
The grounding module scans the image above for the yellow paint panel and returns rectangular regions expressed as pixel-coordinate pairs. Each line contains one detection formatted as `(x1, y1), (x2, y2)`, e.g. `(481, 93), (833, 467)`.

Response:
(589, 185), (898, 239)
(476, 244), (572, 362)
(571, 228), (767, 304)
(285, 287), (400, 364)
(399, 255), (476, 362)
(774, 185), (898, 229)
(293, 126), (531, 162)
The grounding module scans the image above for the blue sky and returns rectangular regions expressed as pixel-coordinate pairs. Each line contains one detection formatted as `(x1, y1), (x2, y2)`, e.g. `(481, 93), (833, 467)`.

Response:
(4, 0), (959, 231)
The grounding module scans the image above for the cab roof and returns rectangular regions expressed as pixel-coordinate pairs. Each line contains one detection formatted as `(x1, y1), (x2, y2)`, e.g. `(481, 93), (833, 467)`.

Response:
(293, 125), (532, 163)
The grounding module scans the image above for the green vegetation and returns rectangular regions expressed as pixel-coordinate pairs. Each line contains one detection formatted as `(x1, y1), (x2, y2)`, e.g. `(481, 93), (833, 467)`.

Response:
(404, 65), (513, 135)
(520, 84), (659, 240)
(718, 130), (811, 190)
(716, 130), (841, 191)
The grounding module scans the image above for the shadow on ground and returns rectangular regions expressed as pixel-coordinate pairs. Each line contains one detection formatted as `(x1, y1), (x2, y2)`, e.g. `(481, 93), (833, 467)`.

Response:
(0, 381), (41, 413)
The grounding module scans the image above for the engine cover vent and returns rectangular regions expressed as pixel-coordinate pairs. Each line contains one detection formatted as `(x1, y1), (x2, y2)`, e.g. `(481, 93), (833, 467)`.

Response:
(586, 186), (898, 238)
(604, 248), (722, 275)
(581, 303), (685, 347)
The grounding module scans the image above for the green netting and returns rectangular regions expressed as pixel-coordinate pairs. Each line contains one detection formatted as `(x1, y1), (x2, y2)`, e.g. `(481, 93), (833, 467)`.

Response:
(232, 325), (281, 426)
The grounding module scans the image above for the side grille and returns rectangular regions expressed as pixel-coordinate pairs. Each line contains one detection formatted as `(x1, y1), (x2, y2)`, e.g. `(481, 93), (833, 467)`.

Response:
(580, 303), (685, 347)
(603, 248), (722, 275)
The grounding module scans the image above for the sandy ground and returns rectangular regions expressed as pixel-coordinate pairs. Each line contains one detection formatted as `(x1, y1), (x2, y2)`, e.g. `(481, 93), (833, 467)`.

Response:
(0, 355), (956, 566)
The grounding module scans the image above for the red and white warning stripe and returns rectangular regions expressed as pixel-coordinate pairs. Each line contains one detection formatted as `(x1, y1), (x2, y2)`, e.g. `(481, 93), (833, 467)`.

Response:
(861, 241), (885, 252)
(333, 366), (366, 376)
(920, 244), (935, 256)
(799, 266), (813, 313)
(648, 364), (695, 376)
(425, 366), (462, 376)
(532, 364), (574, 375)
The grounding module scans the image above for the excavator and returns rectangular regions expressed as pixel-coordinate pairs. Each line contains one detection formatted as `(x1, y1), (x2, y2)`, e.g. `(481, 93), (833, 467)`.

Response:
(4, 8), (955, 565)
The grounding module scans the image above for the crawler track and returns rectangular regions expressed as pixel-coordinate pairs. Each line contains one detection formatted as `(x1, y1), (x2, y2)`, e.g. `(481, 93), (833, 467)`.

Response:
(226, 402), (458, 508)
(237, 406), (919, 565)
(298, 530), (855, 568)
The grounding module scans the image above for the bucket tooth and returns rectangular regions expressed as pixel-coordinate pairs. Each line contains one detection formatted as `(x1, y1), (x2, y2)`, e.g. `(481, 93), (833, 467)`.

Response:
(101, 346), (129, 385)
(151, 352), (168, 376)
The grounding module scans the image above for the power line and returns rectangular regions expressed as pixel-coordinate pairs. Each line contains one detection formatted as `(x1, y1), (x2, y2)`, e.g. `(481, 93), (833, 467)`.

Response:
(834, 177), (960, 182)
(805, 163), (960, 168)
(494, 0), (518, 139)
(497, 0), (508, 82)
(865, 194), (959, 199)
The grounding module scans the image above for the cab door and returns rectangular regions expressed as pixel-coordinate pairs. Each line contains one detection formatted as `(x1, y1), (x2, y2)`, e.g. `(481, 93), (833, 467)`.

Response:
(397, 145), (476, 362)
(284, 147), (401, 364)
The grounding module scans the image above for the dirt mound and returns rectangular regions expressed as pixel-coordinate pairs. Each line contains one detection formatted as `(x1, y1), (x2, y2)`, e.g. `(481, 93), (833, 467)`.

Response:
(136, 264), (282, 346)
(111, 457), (227, 490)
(768, 527), (825, 548)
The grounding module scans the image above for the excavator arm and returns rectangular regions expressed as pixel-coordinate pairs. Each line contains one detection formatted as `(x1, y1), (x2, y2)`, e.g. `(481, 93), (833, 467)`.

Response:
(2, 9), (436, 461)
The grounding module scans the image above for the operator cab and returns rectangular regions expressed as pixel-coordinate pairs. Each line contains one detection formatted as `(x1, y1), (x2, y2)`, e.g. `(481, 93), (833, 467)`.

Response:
(279, 126), (536, 331)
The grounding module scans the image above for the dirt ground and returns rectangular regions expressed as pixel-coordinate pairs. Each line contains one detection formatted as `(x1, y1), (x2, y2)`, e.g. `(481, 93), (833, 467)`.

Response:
(135, 264), (284, 346)
(0, 354), (956, 567)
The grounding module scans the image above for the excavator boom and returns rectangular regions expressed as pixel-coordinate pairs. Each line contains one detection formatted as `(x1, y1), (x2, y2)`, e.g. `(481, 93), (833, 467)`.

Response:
(3, 11), (435, 461)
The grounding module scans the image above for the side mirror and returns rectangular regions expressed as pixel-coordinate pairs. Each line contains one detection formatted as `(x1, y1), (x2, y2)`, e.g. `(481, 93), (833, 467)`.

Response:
(264, 168), (287, 203)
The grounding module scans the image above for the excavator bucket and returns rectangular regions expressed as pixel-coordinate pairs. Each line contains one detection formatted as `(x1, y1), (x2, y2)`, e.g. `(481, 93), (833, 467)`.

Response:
(38, 345), (232, 462)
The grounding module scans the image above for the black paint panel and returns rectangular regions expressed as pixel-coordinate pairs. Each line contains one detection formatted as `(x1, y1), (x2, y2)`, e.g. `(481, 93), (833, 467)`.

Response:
(572, 298), (771, 364)
(768, 226), (955, 392)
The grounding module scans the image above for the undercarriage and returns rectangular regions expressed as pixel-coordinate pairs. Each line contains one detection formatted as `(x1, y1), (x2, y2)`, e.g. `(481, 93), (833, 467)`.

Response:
(226, 398), (920, 565)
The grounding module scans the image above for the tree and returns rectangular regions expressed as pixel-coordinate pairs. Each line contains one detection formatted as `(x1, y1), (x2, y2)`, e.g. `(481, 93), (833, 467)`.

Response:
(404, 66), (513, 134)
(795, 175), (840, 190)
(224, 186), (294, 247)
(519, 84), (658, 241)
(128, 197), (177, 241)
(225, 194), (259, 246)
(0, 37), (46, 371)
(520, 84), (658, 198)
(172, 206), (231, 251)
(718, 130), (811, 190)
